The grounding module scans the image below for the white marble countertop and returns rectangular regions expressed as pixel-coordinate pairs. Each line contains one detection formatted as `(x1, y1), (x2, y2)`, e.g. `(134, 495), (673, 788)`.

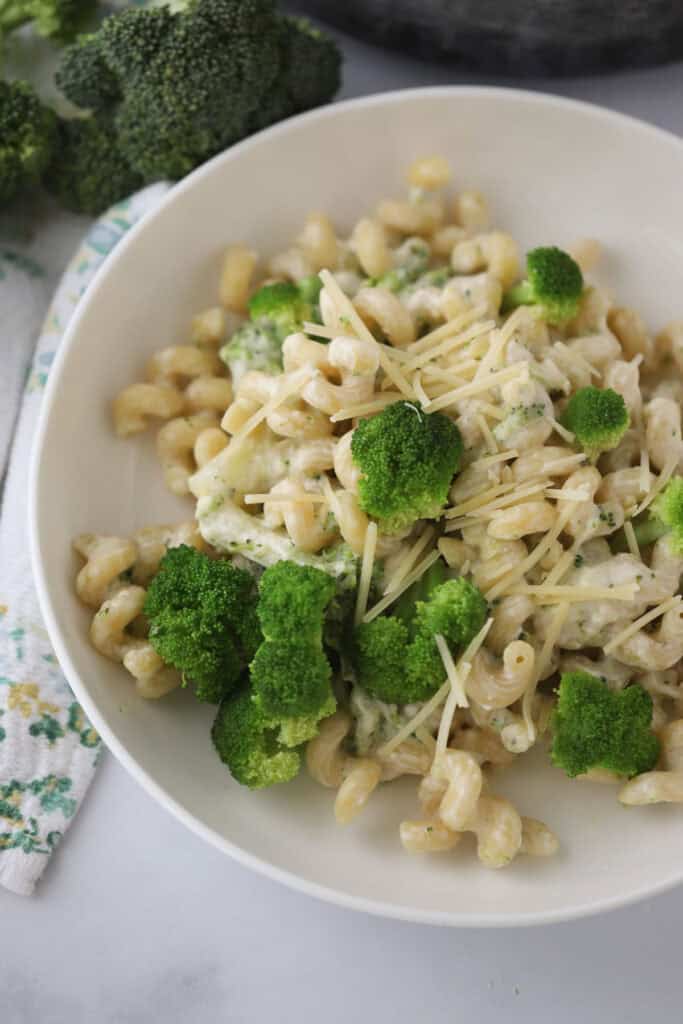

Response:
(5, 21), (683, 1024)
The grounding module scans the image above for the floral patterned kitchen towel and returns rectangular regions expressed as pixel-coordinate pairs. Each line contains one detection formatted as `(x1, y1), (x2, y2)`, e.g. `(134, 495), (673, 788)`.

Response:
(0, 183), (169, 895)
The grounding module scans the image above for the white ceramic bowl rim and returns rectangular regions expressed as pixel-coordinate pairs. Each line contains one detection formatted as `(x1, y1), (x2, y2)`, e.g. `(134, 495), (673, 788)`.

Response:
(29, 85), (683, 927)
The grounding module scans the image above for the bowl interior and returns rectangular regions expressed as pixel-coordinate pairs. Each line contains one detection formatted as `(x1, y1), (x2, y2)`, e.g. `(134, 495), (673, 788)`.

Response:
(31, 88), (683, 926)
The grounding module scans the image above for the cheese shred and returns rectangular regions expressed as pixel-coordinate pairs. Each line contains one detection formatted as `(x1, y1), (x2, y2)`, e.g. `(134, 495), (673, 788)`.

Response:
(354, 521), (378, 626)
(363, 549), (441, 624)
(604, 595), (683, 655)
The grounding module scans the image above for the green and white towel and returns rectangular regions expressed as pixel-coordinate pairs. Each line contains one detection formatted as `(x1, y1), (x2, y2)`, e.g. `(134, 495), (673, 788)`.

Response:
(0, 183), (169, 895)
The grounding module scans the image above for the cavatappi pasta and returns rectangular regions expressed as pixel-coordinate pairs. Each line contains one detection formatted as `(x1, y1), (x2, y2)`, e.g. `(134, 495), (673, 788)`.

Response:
(75, 154), (683, 872)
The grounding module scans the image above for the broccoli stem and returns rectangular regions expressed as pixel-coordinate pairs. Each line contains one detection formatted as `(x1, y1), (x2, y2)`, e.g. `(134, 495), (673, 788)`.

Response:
(611, 515), (669, 553)
(632, 517), (670, 547)
(501, 280), (534, 311)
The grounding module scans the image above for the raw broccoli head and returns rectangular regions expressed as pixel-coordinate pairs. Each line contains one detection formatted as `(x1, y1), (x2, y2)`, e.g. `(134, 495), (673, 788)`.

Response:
(43, 114), (143, 215)
(352, 616), (411, 704)
(56, 0), (340, 193)
(144, 545), (260, 703)
(0, 81), (57, 207)
(0, 0), (96, 43)
(257, 560), (336, 642)
(503, 246), (583, 325)
(212, 688), (300, 789)
(351, 401), (464, 533)
(56, 29), (127, 111)
(560, 386), (630, 459)
(248, 14), (341, 132)
(551, 671), (660, 778)
(352, 570), (488, 704)
(250, 641), (331, 718)
(247, 281), (313, 340)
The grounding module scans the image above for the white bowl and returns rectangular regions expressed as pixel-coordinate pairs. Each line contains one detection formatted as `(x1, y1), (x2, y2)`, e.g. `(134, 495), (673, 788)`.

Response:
(30, 87), (683, 926)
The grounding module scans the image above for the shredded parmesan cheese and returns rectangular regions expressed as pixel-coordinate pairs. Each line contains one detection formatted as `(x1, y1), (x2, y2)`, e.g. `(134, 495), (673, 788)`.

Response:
(445, 479), (530, 519)
(469, 480), (550, 518)
(634, 454), (678, 516)
(543, 531), (587, 587)
(639, 444), (650, 494)
(376, 681), (451, 760)
(223, 366), (313, 444)
(423, 363), (529, 414)
(509, 583), (639, 603)
(378, 618), (492, 761)
(377, 349), (416, 400)
(477, 414), (498, 455)
(485, 501), (577, 600)
(383, 526), (435, 595)
(475, 449), (519, 468)
(405, 305), (488, 355)
(330, 393), (401, 423)
(546, 416), (575, 444)
(412, 372), (430, 409)
(474, 401), (506, 421)
(363, 549), (441, 624)
(319, 269), (375, 344)
(623, 520), (640, 559)
(553, 340), (599, 379)
(521, 601), (569, 742)
(244, 492), (326, 505)
(432, 619), (493, 767)
(402, 321), (495, 374)
(545, 487), (592, 501)
(604, 595), (683, 655)
(354, 521), (378, 626)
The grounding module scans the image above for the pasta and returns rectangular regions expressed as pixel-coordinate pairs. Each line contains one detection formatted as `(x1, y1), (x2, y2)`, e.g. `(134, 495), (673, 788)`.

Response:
(76, 153), (683, 873)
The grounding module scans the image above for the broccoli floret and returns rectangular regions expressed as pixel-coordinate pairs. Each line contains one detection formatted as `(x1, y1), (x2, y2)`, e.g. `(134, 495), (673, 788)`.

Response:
(0, 0), (95, 43)
(257, 560), (336, 642)
(368, 237), (431, 292)
(270, 691), (337, 748)
(351, 401), (463, 533)
(43, 114), (143, 215)
(250, 560), (335, 717)
(353, 570), (488, 704)
(0, 81), (56, 207)
(502, 246), (583, 325)
(630, 476), (683, 551)
(56, 0), (340, 195)
(560, 386), (630, 459)
(247, 280), (313, 340)
(211, 558), (339, 789)
(353, 616), (411, 704)
(212, 688), (300, 788)
(551, 671), (660, 778)
(219, 322), (282, 387)
(144, 545), (260, 703)
(219, 278), (318, 384)
(406, 577), (488, 687)
(250, 641), (331, 718)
